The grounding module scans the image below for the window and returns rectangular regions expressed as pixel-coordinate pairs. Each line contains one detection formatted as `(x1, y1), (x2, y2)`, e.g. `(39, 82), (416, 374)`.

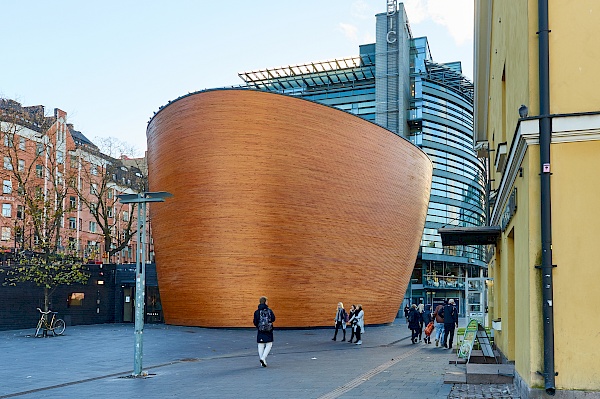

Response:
(4, 134), (13, 147)
(123, 211), (129, 222)
(36, 143), (43, 156)
(17, 205), (23, 219)
(67, 292), (84, 307)
(91, 165), (98, 176)
(107, 189), (113, 199)
(107, 207), (113, 218)
(1, 227), (10, 241)
(90, 183), (97, 195)
(69, 217), (76, 230)
(56, 150), (64, 164)
(69, 196), (76, 209)
(35, 164), (43, 178)
(56, 171), (63, 186)
(2, 204), (11, 217)
(17, 159), (25, 172)
(70, 155), (78, 169)
(4, 157), (12, 170)
(89, 221), (97, 233)
(2, 180), (12, 194)
(19, 137), (26, 151)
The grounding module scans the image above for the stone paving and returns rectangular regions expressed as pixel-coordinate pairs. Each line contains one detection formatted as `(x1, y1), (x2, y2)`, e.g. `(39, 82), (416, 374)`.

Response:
(0, 317), (519, 399)
(449, 383), (520, 399)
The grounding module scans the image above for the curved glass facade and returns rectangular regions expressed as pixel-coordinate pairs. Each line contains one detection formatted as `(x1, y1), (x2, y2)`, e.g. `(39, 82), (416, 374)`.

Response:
(239, 16), (486, 314)
(409, 38), (485, 269)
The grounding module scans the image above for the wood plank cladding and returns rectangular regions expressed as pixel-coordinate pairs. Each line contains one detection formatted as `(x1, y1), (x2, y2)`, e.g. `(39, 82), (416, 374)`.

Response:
(146, 89), (432, 328)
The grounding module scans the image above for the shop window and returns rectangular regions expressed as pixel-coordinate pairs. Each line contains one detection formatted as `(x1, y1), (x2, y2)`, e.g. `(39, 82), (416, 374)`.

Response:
(67, 292), (85, 307)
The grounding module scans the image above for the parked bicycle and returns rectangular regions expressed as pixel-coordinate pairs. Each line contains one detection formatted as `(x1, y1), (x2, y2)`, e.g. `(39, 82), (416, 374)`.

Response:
(35, 308), (66, 337)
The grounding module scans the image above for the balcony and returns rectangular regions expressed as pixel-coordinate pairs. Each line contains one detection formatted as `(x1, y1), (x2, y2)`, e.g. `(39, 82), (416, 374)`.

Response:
(423, 274), (465, 290)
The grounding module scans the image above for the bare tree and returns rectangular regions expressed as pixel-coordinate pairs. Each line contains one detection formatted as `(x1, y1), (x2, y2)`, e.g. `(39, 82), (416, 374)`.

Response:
(68, 135), (146, 261)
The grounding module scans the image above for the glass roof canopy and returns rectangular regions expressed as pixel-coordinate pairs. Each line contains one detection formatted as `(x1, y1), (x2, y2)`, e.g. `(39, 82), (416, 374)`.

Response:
(239, 54), (375, 92)
(423, 60), (474, 102)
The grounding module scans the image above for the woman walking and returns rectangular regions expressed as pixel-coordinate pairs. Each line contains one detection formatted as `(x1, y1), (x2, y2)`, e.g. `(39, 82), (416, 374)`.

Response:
(332, 302), (348, 341)
(347, 305), (357, 344)
(353, 304), (364, 345)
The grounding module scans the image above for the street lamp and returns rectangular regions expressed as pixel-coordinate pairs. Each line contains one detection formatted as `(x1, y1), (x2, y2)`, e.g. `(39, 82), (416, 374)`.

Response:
(118, 191), (172, 377)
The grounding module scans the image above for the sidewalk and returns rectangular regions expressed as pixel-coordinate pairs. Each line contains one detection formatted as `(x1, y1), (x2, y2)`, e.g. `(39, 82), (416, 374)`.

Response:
(0, 318), (513, 399)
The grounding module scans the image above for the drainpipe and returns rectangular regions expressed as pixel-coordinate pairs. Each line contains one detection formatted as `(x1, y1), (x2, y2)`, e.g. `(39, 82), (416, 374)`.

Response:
(537, 0), (556, 395)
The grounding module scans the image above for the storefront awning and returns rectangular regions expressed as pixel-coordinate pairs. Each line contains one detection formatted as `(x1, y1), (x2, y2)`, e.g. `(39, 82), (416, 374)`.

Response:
(438, 226), (501, 246)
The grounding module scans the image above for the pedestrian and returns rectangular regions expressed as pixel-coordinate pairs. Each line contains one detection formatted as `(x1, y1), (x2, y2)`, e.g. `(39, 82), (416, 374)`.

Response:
(347, 305), (357, 344)
(253, 296), (276, 367)
(422, 306), (433, 344)
(434, 301), (445, 347)
(403, 304), (410, 321)
(332, 302), (348, 341)
(442, 298), (459, 350)
(353, 304), (364, 345)
(407, 304), (420, 344)
(417, 300), (424, 342)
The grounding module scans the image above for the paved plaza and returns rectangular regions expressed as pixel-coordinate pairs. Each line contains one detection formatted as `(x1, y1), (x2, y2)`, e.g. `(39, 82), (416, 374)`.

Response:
(0, 318), (516, 399)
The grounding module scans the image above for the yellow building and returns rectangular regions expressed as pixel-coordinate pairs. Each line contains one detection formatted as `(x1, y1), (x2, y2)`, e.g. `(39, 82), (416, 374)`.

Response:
(474, 0), (600, 397)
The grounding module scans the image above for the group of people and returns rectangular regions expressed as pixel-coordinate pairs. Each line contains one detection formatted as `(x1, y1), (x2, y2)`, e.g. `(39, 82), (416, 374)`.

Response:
(253, 296), (458, 368)
(251, 298), (366, 368)
(405, 299), (459, 349)
(331, 302), (364, 345)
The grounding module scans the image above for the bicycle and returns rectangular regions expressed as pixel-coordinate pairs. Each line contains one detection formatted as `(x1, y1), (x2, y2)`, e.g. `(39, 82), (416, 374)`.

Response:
(35, 308), (66, 337)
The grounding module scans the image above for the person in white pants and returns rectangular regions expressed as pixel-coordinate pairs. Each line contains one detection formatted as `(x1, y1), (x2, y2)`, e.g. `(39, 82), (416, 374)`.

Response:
(253, 296), (276, 367)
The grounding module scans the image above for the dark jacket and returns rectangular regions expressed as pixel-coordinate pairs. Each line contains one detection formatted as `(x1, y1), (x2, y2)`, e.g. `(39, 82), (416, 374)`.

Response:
(408, 308), (421, 330)
(443, 303), (458, 326)
(253, 303), (275, 343)
(422, 310), (432, 325)
(434, 304), (444, 323)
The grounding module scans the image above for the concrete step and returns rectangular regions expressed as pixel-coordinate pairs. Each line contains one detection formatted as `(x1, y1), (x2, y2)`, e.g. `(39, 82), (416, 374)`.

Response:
(466, 363), (515, 384)
(444, 370), (467, 384)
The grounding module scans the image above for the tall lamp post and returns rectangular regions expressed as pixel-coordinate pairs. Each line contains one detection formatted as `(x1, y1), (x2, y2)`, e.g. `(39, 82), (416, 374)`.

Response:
(118, 191), (172, 377)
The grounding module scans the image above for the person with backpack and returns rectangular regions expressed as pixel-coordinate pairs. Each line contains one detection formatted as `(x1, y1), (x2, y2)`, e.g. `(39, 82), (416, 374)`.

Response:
(434, 302), (445, 347)
(442, 298), (459, 350)
(332, 302), (348, 341)
(253, 296), (276, 367)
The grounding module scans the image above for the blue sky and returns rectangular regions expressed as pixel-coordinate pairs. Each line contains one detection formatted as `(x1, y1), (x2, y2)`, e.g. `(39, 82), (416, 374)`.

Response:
(2, 1), (474, 154)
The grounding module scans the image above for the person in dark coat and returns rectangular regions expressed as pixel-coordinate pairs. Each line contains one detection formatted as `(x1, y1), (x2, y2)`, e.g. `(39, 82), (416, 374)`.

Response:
(442, 298), (459, 350)
(347, 305), (357, 344)
(421, 305), (433, 344)
(253, 296), (276, 367)
(407, 304), (421, 344)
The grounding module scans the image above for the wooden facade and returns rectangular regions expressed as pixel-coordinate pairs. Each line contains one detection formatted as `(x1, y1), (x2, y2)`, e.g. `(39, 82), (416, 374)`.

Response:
(146, 89), (432, 327)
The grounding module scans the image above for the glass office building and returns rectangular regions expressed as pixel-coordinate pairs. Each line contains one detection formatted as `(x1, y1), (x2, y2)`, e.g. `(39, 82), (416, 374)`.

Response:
(239, 5), (485, 314)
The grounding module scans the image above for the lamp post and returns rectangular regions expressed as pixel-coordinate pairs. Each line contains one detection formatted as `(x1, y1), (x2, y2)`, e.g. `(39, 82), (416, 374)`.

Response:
(118, 191), (172, 377)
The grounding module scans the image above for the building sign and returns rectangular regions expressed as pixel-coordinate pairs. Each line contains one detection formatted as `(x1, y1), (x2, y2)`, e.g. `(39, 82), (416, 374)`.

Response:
(500, 188), (517, 231)
(386, 0), (397, 43)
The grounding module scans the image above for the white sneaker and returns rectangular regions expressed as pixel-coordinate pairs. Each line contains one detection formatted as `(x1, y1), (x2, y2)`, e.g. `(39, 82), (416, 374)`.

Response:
(355, 340), (362, 345)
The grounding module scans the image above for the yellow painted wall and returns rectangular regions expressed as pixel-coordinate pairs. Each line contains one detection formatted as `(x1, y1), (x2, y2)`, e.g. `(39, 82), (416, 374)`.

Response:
(548, 1), (600, 114)
(479, 0), (600, 392)
(487, 0), (530, 194)
(550, 140), (600, 389)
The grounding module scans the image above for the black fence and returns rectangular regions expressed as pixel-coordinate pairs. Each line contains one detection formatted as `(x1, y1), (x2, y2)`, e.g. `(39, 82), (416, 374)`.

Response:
(0, 263), (162, 331)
